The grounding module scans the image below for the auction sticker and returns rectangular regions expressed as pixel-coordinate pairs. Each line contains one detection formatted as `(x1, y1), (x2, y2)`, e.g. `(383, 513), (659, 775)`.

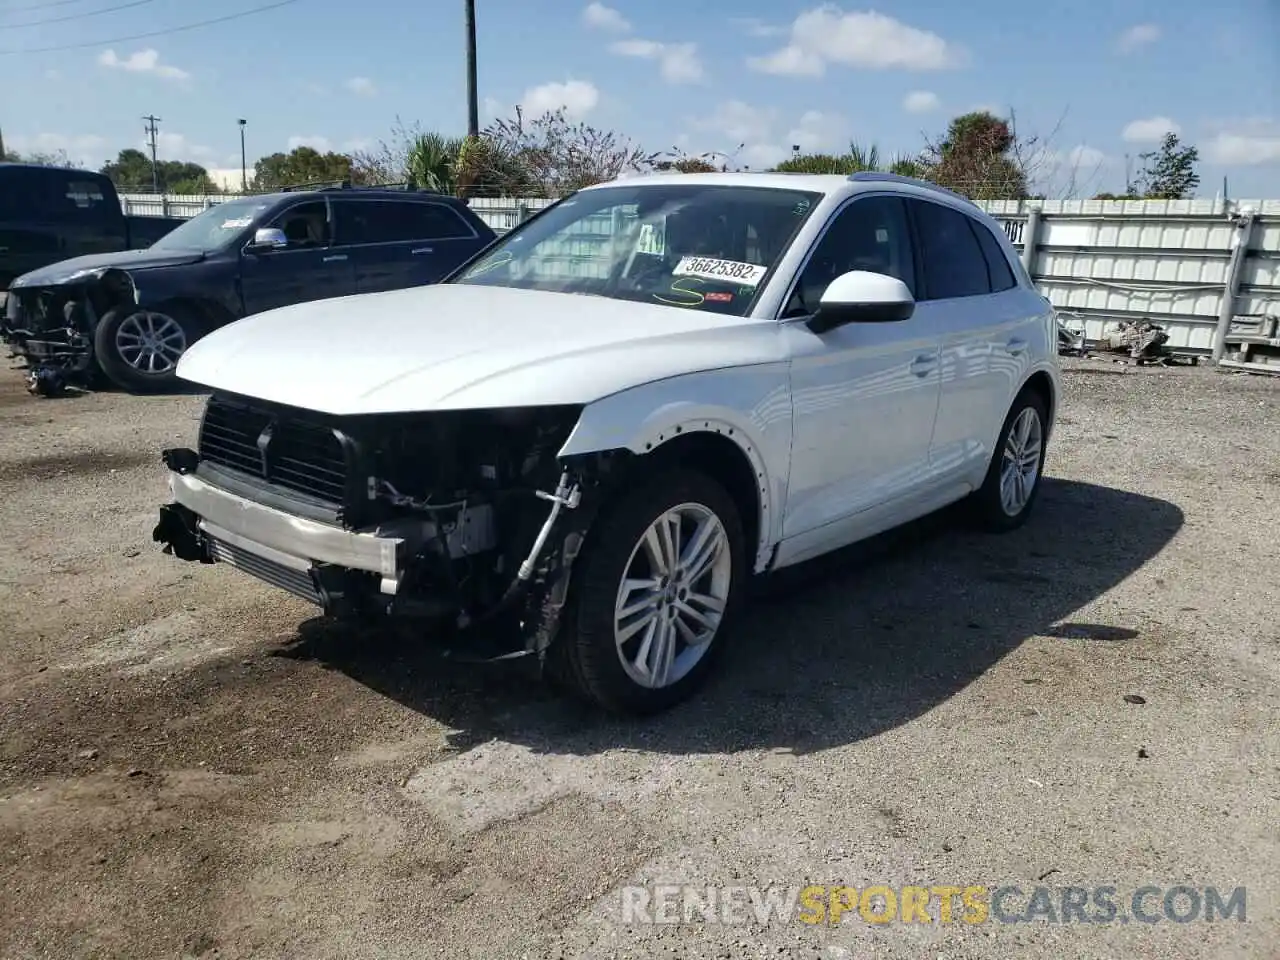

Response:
(673, 256), (768, 286)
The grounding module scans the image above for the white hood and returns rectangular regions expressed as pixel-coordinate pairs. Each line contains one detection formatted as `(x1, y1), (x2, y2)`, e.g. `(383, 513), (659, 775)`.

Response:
(176, 283), (785, 414)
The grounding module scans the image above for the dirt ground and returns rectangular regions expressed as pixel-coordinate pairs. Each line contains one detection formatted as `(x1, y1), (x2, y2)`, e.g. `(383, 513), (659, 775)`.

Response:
(0, 356), (1276, 960)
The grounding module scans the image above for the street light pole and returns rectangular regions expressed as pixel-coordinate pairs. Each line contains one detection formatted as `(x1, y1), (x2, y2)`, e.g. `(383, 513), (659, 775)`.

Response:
(464, 0), (479, 137)
(238, 119), (247, 192)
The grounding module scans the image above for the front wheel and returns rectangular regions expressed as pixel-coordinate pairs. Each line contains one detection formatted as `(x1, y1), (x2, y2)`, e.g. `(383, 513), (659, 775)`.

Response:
(970, 387), (1050, 531)
(94, 304), (202, 393)
(551, 468), (747, 715)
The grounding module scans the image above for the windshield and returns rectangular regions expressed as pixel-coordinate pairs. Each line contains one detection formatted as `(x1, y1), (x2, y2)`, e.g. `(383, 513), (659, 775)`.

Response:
(452, 183), (823, 316)
(149, 196), (275, 252)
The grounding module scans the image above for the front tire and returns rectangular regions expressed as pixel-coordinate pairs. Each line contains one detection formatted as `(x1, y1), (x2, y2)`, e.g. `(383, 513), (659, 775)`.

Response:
(94, 304), (202, 393)
(552, 468), (747, 716)
(971, 387), (1049, 531)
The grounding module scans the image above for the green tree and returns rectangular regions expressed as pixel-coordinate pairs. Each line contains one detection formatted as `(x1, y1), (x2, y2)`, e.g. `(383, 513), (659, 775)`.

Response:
(251, 146), (354, 191)
(1132, 132), (1200, 199)
(919, 111), (1028, 200)
(769, 142), (926, 177)
(100, 148), (216, 193)
(482, 106), (658, 197)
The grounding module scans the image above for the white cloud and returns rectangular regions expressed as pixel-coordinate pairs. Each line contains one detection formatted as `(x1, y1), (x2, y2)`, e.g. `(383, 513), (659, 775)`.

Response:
(1116, 23), (1161, 53)
(729, 16), (787, 37)
(748, 7), (965, 77)
(151, 132), (215, 164)
(902, 90), (940, 113)
(1122, 116), (1181, 143)
(7, 132), (108, 166)
(287, 135), (334, 152)
(582, 2), (631, 32)
(344, 76), (377, 96)
(97, 48), (189, 80)
(1065, 145), (1107, 169)
(520, 79), (600, 119)
(609, 38), (704, 83)
(690, 100), (847, 169)
(1204, 122), (1280, 166)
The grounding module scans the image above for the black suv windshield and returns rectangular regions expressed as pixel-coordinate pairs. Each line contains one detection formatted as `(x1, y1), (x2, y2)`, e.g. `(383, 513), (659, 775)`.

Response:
(452, 182), (823, 316)
(149, 196), (275, 252)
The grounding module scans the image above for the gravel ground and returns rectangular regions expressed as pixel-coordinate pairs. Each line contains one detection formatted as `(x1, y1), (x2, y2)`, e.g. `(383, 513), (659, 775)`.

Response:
(0, 357), (1276, 960)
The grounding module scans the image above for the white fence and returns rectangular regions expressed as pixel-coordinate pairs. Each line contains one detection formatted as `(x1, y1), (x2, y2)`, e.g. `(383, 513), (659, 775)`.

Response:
(120, 192), (1280, 370)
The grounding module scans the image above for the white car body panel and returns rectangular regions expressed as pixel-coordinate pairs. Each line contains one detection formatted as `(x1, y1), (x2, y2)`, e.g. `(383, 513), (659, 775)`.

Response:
(175, 283), (788, 414)
(172, 171), (1061, 577)
(557, 365), (794, 572)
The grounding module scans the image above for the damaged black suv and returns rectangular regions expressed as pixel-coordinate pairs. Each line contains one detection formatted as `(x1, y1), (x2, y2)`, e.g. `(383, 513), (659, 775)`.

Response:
(3, 183), (496, 395)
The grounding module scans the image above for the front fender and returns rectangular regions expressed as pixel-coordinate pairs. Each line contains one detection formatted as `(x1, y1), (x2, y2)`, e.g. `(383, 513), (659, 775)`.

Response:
(557, 364), (793, 571)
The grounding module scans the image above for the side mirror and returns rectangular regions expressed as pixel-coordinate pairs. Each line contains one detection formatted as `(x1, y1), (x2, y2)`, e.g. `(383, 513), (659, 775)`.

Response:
(807, 270), (915, 334)
(246, 227), (288, 252)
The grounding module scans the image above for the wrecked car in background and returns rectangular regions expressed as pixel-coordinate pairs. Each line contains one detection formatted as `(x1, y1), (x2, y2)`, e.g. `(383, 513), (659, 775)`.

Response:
(4, 183), (497, 395)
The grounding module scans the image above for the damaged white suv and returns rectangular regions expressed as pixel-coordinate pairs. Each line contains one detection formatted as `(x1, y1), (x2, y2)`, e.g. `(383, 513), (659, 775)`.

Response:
(154, 172), (1060, 715)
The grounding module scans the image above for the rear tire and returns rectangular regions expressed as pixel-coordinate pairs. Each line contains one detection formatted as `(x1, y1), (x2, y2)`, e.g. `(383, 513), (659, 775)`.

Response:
(550, 467), (747, 716)
(970, 387), (1049, 532)
(94, 303), (203, 393)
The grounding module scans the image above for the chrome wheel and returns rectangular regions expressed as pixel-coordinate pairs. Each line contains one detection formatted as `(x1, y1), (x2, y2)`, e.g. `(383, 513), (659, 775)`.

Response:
(999, 406), (1043, 516)
(613, 502), (733, 690)
(114, 310), (187, 375)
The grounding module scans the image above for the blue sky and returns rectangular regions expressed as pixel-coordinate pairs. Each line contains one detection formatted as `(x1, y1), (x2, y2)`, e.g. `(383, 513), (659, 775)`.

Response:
(2, 0), (1278, 197)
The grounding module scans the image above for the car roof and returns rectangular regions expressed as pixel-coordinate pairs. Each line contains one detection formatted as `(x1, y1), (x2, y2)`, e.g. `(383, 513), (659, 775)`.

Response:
(581, 170), (982, 215)
(256, 187), (470, 205)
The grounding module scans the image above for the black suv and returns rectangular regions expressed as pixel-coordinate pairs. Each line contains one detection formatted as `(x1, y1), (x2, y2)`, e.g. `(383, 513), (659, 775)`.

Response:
(3, 182), (497, 394)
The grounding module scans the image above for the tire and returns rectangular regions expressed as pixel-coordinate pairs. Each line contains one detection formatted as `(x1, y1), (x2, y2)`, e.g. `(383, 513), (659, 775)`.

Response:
(94, 303), (203, 393)
(970, 387), (1050, 532)
(550, 467), (748, 716)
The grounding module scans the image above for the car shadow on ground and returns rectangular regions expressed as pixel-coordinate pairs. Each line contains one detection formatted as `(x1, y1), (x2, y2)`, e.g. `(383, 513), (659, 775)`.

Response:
(275, 478), (1184, 756)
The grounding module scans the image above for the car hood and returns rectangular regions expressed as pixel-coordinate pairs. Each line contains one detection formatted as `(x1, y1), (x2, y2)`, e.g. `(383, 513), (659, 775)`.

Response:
(176, 283), (786, 414)
(10, 248), (205, 287)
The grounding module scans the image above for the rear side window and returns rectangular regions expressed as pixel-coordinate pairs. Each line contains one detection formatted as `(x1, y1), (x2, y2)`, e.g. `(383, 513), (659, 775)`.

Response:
(336, 199), (474, 245)
(0, 169), (111, 221)
(971, 220), (1017, 292)
(909, 199), (992, 300)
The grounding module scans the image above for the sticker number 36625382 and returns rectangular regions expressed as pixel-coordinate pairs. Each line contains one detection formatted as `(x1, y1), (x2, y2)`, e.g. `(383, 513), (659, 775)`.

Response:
(673, 256), (768, 286)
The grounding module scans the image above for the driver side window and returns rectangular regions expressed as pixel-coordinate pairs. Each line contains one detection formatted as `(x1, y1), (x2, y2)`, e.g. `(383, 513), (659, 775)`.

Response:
(268, 200), (330, 249)
(784, 196), (915, 318)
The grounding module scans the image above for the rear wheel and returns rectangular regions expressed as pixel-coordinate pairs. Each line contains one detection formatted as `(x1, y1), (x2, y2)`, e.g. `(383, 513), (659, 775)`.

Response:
(970, 387), (1049, 531)
(94, 304), (203, 393)
(551, 468), (747, 715)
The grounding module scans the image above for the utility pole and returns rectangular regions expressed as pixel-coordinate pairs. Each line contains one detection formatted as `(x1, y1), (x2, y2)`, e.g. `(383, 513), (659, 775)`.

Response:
(238, 118), (248, 192)
(143, 114), (162, 193)
(464, 0), (478, 137)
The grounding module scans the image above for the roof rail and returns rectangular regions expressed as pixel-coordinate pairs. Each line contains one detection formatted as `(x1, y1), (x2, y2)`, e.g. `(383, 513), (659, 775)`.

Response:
(847, 171), (977, 206)
(279, 177), (351, 192)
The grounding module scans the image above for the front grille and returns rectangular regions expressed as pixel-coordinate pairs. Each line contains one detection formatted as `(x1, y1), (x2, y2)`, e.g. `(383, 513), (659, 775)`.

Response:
(198, 396), (350, 505)
(206, 536), (322, 605)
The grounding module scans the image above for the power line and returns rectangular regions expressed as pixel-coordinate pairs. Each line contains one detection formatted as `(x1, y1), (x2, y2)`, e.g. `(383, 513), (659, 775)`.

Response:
(5, 0), (158, 29)
(1, 0), (100, 12)
(0, 0), (301, 54)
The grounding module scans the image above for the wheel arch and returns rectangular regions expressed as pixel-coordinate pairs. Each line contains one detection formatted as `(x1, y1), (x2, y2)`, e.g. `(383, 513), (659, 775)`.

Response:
(559, 391), (788, 575)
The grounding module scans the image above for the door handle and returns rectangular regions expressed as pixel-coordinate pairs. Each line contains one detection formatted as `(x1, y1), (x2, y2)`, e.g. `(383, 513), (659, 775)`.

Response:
(909, 354), (937, 377)
(322, 254), (348, 263)
(1005, 338), (1028, 355)
(410, 247), (434, 255)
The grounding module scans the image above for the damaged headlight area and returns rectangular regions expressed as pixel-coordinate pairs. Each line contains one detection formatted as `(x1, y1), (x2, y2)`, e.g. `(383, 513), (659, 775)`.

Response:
(153, 395), (616, 661)
(5, 270), (135, 396)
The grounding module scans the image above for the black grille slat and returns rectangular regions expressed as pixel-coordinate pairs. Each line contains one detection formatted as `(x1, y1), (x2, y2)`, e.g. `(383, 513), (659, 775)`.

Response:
(197, 396), (350, 505)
